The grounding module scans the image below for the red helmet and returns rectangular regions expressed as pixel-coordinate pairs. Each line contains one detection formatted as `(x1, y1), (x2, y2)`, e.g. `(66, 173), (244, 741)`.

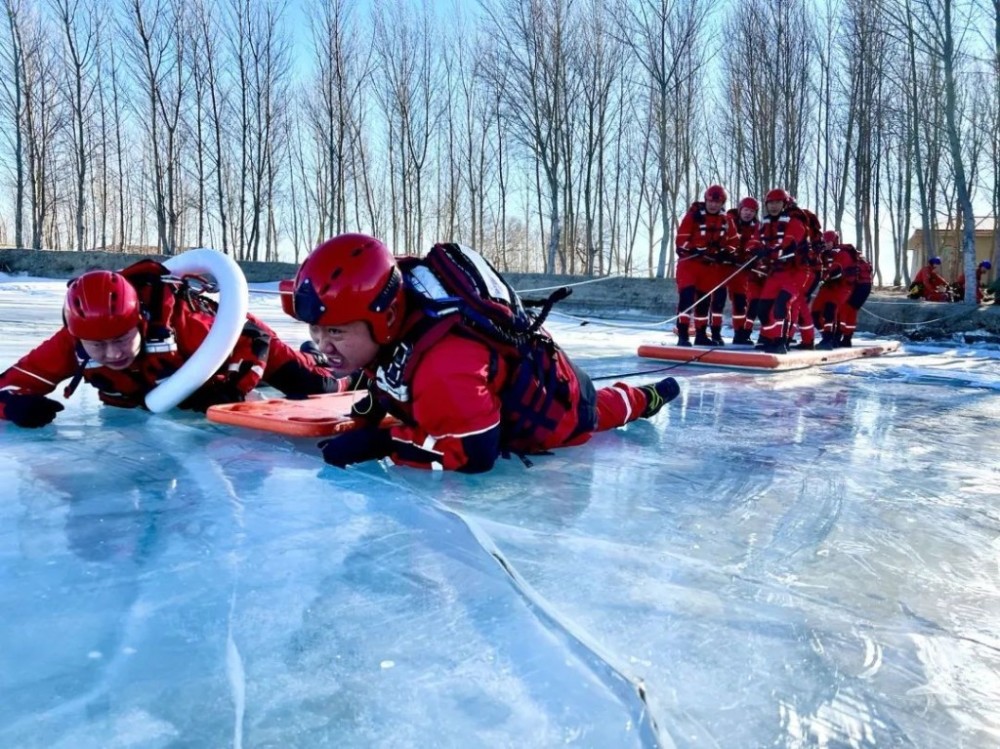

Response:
(704, 184), (727, 203)
(765, 188), (790, 204)
(822, 230), (839, 244)
(290, 233), (404, 344)
(738, 197), (759, 212)
(64, 271), (141, 340)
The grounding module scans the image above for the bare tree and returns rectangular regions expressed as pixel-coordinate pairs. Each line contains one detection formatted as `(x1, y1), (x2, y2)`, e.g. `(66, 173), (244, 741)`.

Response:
(372, 0), (440, 255)
(620, 0), (712, 279)
(53, 0), (99, 251)
(482, 0), (576, 273)
(893, 0), (979, 300)
(571, 0), (622, 275)
(123, 0), (189, 256)
(21, 10), (61, 250)
(1, 0), (29, 248)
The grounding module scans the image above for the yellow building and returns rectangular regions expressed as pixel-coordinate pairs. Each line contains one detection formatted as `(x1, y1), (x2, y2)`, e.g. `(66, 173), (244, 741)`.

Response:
(906, 216), (995, 282)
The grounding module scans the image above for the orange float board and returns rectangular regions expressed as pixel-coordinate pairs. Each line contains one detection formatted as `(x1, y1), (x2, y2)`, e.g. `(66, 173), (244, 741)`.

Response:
(207, 391), (398, 437)
(636, 340), (901, 371)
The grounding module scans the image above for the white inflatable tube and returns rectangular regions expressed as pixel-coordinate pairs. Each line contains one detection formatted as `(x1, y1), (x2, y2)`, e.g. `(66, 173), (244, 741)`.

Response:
(145, 248), (249, 413)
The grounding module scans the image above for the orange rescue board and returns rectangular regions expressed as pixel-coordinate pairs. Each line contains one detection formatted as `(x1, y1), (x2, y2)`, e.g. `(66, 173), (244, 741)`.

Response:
(207, 391), (398, 437)
(636, 340), (901, 371)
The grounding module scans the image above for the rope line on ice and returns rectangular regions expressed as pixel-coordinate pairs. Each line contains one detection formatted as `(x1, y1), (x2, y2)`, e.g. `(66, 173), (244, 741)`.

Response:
(859, 304), (976, 329)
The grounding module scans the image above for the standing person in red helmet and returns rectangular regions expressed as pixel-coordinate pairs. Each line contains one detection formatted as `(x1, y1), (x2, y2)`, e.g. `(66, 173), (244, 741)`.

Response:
(284, 234), (681, 472)
(810, 230), (855, 350)
(836, 244), (873, 346)
(0, 260), (346, 428)
(756, 188), (809, 353)
(674, 184), (739, 346)
(726, 196), (761, 344)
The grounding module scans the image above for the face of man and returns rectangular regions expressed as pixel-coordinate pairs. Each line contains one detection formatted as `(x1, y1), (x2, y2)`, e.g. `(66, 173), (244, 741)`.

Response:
(79, 327), (142, 370)
(309, 319), (382, 376)
(766, 200), (784, 217)
(739, 206), (755, 222)
(705, 198), (724, 215)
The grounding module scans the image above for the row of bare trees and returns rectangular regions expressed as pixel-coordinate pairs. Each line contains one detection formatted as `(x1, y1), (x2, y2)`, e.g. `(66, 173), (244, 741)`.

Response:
(1, 0), (997, 295)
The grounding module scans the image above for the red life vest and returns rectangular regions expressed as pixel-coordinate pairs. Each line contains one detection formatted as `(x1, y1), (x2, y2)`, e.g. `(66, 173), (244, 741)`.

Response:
(370, 244), (596, 453)
(726, 208), (759, 262)
(70, 259), (220, 407)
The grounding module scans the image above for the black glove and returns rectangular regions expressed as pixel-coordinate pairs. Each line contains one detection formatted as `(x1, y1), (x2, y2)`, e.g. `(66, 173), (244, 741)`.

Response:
(318, 426), (393, 468)
(300, 340), (331, 368)
(178, 380), (245, 412)
(0, 391), (64, 428)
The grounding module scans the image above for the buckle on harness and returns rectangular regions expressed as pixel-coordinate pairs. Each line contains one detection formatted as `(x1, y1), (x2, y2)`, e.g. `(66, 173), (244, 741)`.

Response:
(376, 341), (413, 402)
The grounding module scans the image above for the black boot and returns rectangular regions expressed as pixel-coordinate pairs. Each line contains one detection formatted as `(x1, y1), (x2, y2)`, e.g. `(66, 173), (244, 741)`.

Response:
(762, 337), (789, 354)
(676, 326), (692, 347)
(710, 325), (725, 346)
(693, 328), (713, 346)
(640, 377), (681, 418)
(792, 340), (814, 350)
(838, 334), (853, 348)
(816, 332), (835, 350)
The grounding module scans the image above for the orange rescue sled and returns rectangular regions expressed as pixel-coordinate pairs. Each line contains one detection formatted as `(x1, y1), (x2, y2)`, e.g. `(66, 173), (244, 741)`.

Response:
(207, 391), (398, 437)
(637, 340), (900, 371)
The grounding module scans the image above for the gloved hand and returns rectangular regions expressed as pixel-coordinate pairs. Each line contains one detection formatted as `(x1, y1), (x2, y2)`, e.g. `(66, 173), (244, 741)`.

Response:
(318, 426), (393, 468)
(0, 391), (64, 428)
(300, 340), (330, 368)
(178, 379), (245, 412)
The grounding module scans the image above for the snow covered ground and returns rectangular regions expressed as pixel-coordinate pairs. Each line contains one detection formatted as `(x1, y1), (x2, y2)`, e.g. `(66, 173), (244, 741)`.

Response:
(2, 274), (999, 748)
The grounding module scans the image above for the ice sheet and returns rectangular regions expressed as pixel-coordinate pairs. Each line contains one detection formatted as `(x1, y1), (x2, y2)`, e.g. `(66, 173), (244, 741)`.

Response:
(2, 275), (999, 748)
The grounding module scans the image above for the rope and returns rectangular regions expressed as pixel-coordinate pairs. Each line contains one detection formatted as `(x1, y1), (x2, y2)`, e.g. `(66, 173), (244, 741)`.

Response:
(250, 273), (632, 296)
(590, 345), (722, 381)
(546, 256), (758, 332)
(515, 273), (628, 294)
(860, 305), (975, 328)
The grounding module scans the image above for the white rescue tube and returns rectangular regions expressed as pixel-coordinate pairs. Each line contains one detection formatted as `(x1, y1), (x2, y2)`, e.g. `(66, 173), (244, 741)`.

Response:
(145, 248), (249, 413)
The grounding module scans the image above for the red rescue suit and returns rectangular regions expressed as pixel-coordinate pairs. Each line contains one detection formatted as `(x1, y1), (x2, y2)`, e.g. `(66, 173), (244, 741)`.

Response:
(789, 209), (823, 346)
(757, 208), (809, 348)
(1, 267), (344, 422)
(810, 245), (856, 343)
(911, 265), (950, 302)
(725, 208), (759, 340)
(370, 332), (653, 472)
(675, 203), (739, 343)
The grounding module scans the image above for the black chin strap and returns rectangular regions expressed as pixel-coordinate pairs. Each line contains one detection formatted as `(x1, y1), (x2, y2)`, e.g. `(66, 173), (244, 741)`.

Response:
(63, 351), (90, 399)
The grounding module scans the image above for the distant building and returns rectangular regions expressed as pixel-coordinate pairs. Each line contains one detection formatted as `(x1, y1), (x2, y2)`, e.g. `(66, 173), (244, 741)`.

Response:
(906, 216), (995, 281)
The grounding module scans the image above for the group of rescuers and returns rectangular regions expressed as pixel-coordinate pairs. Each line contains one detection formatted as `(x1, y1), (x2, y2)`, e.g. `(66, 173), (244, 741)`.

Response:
(17, 187), (976, 469)
(0, 235), (682, 472)
(674, 185), (874, 354)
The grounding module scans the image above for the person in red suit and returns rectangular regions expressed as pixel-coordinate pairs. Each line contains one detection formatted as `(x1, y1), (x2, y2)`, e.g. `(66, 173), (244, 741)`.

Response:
(787, 203), (824, 349)
(0, 259), (348, 428)
(725, 197), (760, 344)
(835, 244), (873, 347)
(756, 188), (809, 353)
(284, 234), (681, 472)
(810, 231), (856, 350)
(674, 185), (740, 346)
(955, 260), (992, 304)
(909, 257), (950, 302)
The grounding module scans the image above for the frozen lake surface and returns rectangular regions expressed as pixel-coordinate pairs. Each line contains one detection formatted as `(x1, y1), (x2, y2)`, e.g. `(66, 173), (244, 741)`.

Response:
(2, 275), (999, 748)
